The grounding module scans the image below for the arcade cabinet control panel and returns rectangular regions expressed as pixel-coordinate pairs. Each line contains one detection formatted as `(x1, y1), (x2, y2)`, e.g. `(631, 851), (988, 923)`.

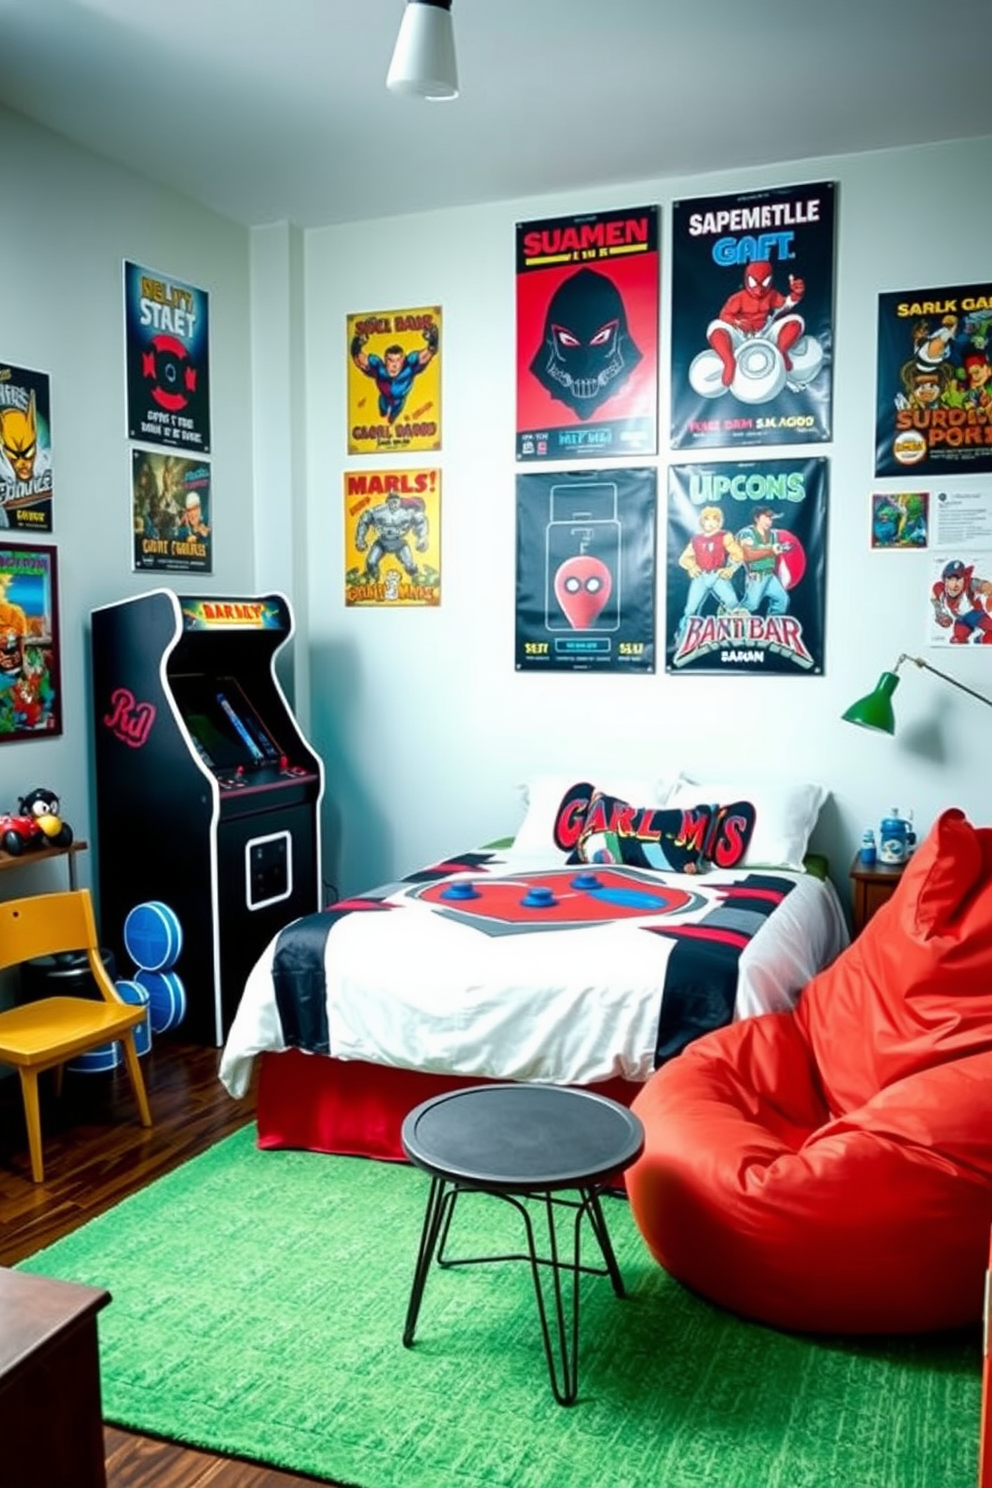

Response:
(170, 672), (318, 794)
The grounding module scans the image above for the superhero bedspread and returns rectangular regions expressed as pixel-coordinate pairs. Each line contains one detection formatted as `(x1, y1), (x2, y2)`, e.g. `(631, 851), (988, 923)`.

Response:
(219, 845), (847, 1101)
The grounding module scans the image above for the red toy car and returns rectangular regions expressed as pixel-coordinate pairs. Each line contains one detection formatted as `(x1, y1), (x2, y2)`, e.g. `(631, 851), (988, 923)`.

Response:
(0, 787), (73, 855)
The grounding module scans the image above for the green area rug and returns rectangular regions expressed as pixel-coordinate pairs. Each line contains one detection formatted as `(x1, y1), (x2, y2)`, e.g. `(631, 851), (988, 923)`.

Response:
(20, 1126), (979, 1488)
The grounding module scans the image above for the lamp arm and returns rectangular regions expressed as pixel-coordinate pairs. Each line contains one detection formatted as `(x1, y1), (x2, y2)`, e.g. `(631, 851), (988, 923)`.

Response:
(897, 653), (992, 711)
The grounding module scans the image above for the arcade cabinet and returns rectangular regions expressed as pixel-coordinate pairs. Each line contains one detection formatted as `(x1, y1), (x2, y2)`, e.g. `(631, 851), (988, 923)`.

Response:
(90, 589), (324, 1045)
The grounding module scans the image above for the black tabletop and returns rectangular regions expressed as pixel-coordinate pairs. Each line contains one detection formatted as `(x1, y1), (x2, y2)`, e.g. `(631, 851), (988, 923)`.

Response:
(401, 1083), (645, 1192)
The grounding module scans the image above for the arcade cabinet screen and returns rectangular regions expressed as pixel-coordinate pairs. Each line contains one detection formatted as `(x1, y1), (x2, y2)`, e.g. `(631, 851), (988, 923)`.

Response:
(171, 673), (283, 772)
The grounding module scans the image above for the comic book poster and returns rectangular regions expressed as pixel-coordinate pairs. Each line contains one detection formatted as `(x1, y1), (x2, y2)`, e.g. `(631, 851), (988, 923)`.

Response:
(666, 457), (827, 675)
(870, 491), (929, 549)
(927, 549), (992, 645)
(874, 282), (992, 476)
(344, 468), (440, 606)
(670, 182), (835, 451)
(0, 543), (62, 741)
(516, 205), (659, 462)
(347, 307), (441, 456)
(516, 466), (656, 672)
(0, 363), (53, 532)
(124, 261), (211, 454)
(131, 449), (212, 574)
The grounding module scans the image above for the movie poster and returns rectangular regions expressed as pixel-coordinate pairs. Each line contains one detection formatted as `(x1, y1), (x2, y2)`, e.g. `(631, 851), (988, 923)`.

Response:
(874, 282), (992, 476)
(516, 205), (659, 462)
(131, 448), (212, 574)
(671, 182), (835, 451)
(666, 457), (827, 675)
(124, 261), (211, 454)
(516, 466), (656, 672)
(0, 363), (53, 532)
(344, 467), (440, 606)
(347, 307), (441, 456)
(0, 543), (62, 741)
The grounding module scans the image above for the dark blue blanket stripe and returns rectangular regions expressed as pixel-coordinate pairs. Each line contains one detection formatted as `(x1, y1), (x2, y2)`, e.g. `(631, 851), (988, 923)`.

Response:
(272, 912), (334, 1054)
(649, 874), (796, 1066)
(402, 851), (499, 884)
(272, 900), (397, 1053)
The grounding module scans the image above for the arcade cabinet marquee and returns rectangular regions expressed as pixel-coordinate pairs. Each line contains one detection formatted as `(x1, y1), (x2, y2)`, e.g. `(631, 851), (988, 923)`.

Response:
(91, 589), (324, 1045)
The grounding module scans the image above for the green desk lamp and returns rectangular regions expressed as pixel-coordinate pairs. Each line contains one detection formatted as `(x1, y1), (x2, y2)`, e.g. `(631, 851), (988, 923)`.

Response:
(843, 652), (992, 733)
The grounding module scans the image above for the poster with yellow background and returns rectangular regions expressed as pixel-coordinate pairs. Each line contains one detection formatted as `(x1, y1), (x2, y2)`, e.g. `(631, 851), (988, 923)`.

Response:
(347, 306), (442, 455)
(344, 468), (441, 607)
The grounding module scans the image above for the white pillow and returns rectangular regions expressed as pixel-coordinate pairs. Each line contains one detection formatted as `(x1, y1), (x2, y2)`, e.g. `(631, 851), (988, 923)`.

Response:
(665, 776), (827, 870)
(513, 773), (676, 855)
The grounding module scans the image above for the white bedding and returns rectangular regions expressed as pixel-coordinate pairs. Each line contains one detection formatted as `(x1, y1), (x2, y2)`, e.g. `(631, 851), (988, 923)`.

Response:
(220, 846), (848, 1098)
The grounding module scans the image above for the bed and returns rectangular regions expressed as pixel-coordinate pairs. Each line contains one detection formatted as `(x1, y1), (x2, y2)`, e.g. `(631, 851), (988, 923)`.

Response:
(219, 772), (849, 1160)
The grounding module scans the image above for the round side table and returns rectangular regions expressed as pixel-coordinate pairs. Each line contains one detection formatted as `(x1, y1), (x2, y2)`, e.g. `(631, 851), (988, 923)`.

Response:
(401, 1082), (644, 1405)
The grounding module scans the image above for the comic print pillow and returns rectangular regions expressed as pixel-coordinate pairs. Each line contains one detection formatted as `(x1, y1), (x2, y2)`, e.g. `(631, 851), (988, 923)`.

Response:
(554, 784), (756, 874)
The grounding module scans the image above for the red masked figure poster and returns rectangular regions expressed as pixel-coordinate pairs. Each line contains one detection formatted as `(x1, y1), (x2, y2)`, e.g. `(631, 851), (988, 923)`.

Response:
(666, 457), (827, 675)
(516, 466), (656, 672)
(516, 206), (658, 462)
(671, 182), (834, 450)
(125, 261), (211, 454)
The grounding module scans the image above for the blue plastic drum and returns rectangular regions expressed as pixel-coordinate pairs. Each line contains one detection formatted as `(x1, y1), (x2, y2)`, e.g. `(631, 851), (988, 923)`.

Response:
(123, 901), (183, 973)
(115, 978), (152, 1056)
(135, 968), (187, 1034)
(67, 1040), (120, 1074)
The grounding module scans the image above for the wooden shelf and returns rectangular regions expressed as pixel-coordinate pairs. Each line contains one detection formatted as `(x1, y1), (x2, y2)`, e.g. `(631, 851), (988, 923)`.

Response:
(0, 840), (88, 888)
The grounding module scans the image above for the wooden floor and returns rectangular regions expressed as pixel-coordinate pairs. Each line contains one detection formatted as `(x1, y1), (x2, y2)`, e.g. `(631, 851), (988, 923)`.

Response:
(1, 1038), (338, 1487)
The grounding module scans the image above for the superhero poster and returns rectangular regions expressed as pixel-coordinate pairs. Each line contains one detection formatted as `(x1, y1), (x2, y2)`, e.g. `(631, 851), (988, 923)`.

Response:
(344, 468), (440, 607)
(666, 457), (827, 676)
(124, 261), (211, 454)
(670, 182), (835, 451)
(0, 363), (53, 532)
(874, 282), (992, 476)
(347, 307), (441, 456)
(0, 543), (62, 741)
(927, 550), (992, 646)
(515, 205), (658, 462)
(516, 466), (656, 672)
(131, 449), (212, 574)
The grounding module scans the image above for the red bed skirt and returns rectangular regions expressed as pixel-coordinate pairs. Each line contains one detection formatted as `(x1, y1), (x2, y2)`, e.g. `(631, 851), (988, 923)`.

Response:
(255, 1048), (641, 1163)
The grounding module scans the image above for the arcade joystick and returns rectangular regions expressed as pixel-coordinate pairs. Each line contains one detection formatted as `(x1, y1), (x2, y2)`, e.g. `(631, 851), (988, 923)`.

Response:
(521, 885), (557, 909)
(441, 881), (481, 901)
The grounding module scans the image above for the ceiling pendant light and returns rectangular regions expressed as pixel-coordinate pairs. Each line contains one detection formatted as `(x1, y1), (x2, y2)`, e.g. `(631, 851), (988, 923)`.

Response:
(386, 0), (459, 101)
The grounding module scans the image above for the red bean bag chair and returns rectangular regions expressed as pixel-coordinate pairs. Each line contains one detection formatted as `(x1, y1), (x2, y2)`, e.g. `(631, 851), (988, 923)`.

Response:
(625, 808), (992, 1334)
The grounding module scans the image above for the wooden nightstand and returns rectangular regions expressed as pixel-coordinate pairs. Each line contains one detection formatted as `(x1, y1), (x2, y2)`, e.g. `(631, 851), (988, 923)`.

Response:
(849, 855), (906, 935)
(0, 1266), (111, 1488)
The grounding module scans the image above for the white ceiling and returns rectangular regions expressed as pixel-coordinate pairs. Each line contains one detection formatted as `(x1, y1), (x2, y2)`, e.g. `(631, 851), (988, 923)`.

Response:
(1, 0), (991, 230)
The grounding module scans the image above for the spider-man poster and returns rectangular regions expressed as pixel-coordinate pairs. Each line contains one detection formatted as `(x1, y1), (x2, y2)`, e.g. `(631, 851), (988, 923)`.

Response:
(515, 466), (656, 672)
(124, 261), (211, 454)
(670, 182), (835, 451)
(516, 206), (659, 462)
(666, 457), (827, 675)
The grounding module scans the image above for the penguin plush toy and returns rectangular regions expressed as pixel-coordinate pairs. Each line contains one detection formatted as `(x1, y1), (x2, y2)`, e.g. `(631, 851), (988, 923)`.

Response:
(2, 786), (74, 854)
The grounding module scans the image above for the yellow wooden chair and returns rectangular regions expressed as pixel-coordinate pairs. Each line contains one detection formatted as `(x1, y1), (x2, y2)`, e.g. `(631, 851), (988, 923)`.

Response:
(0, 889), (153, 1182)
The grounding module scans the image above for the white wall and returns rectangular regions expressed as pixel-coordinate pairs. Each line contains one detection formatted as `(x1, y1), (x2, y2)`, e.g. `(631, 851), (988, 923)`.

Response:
(1, 106), (988, 923)
(302, 136), (992, 906)
(0, 106), (255, 904)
